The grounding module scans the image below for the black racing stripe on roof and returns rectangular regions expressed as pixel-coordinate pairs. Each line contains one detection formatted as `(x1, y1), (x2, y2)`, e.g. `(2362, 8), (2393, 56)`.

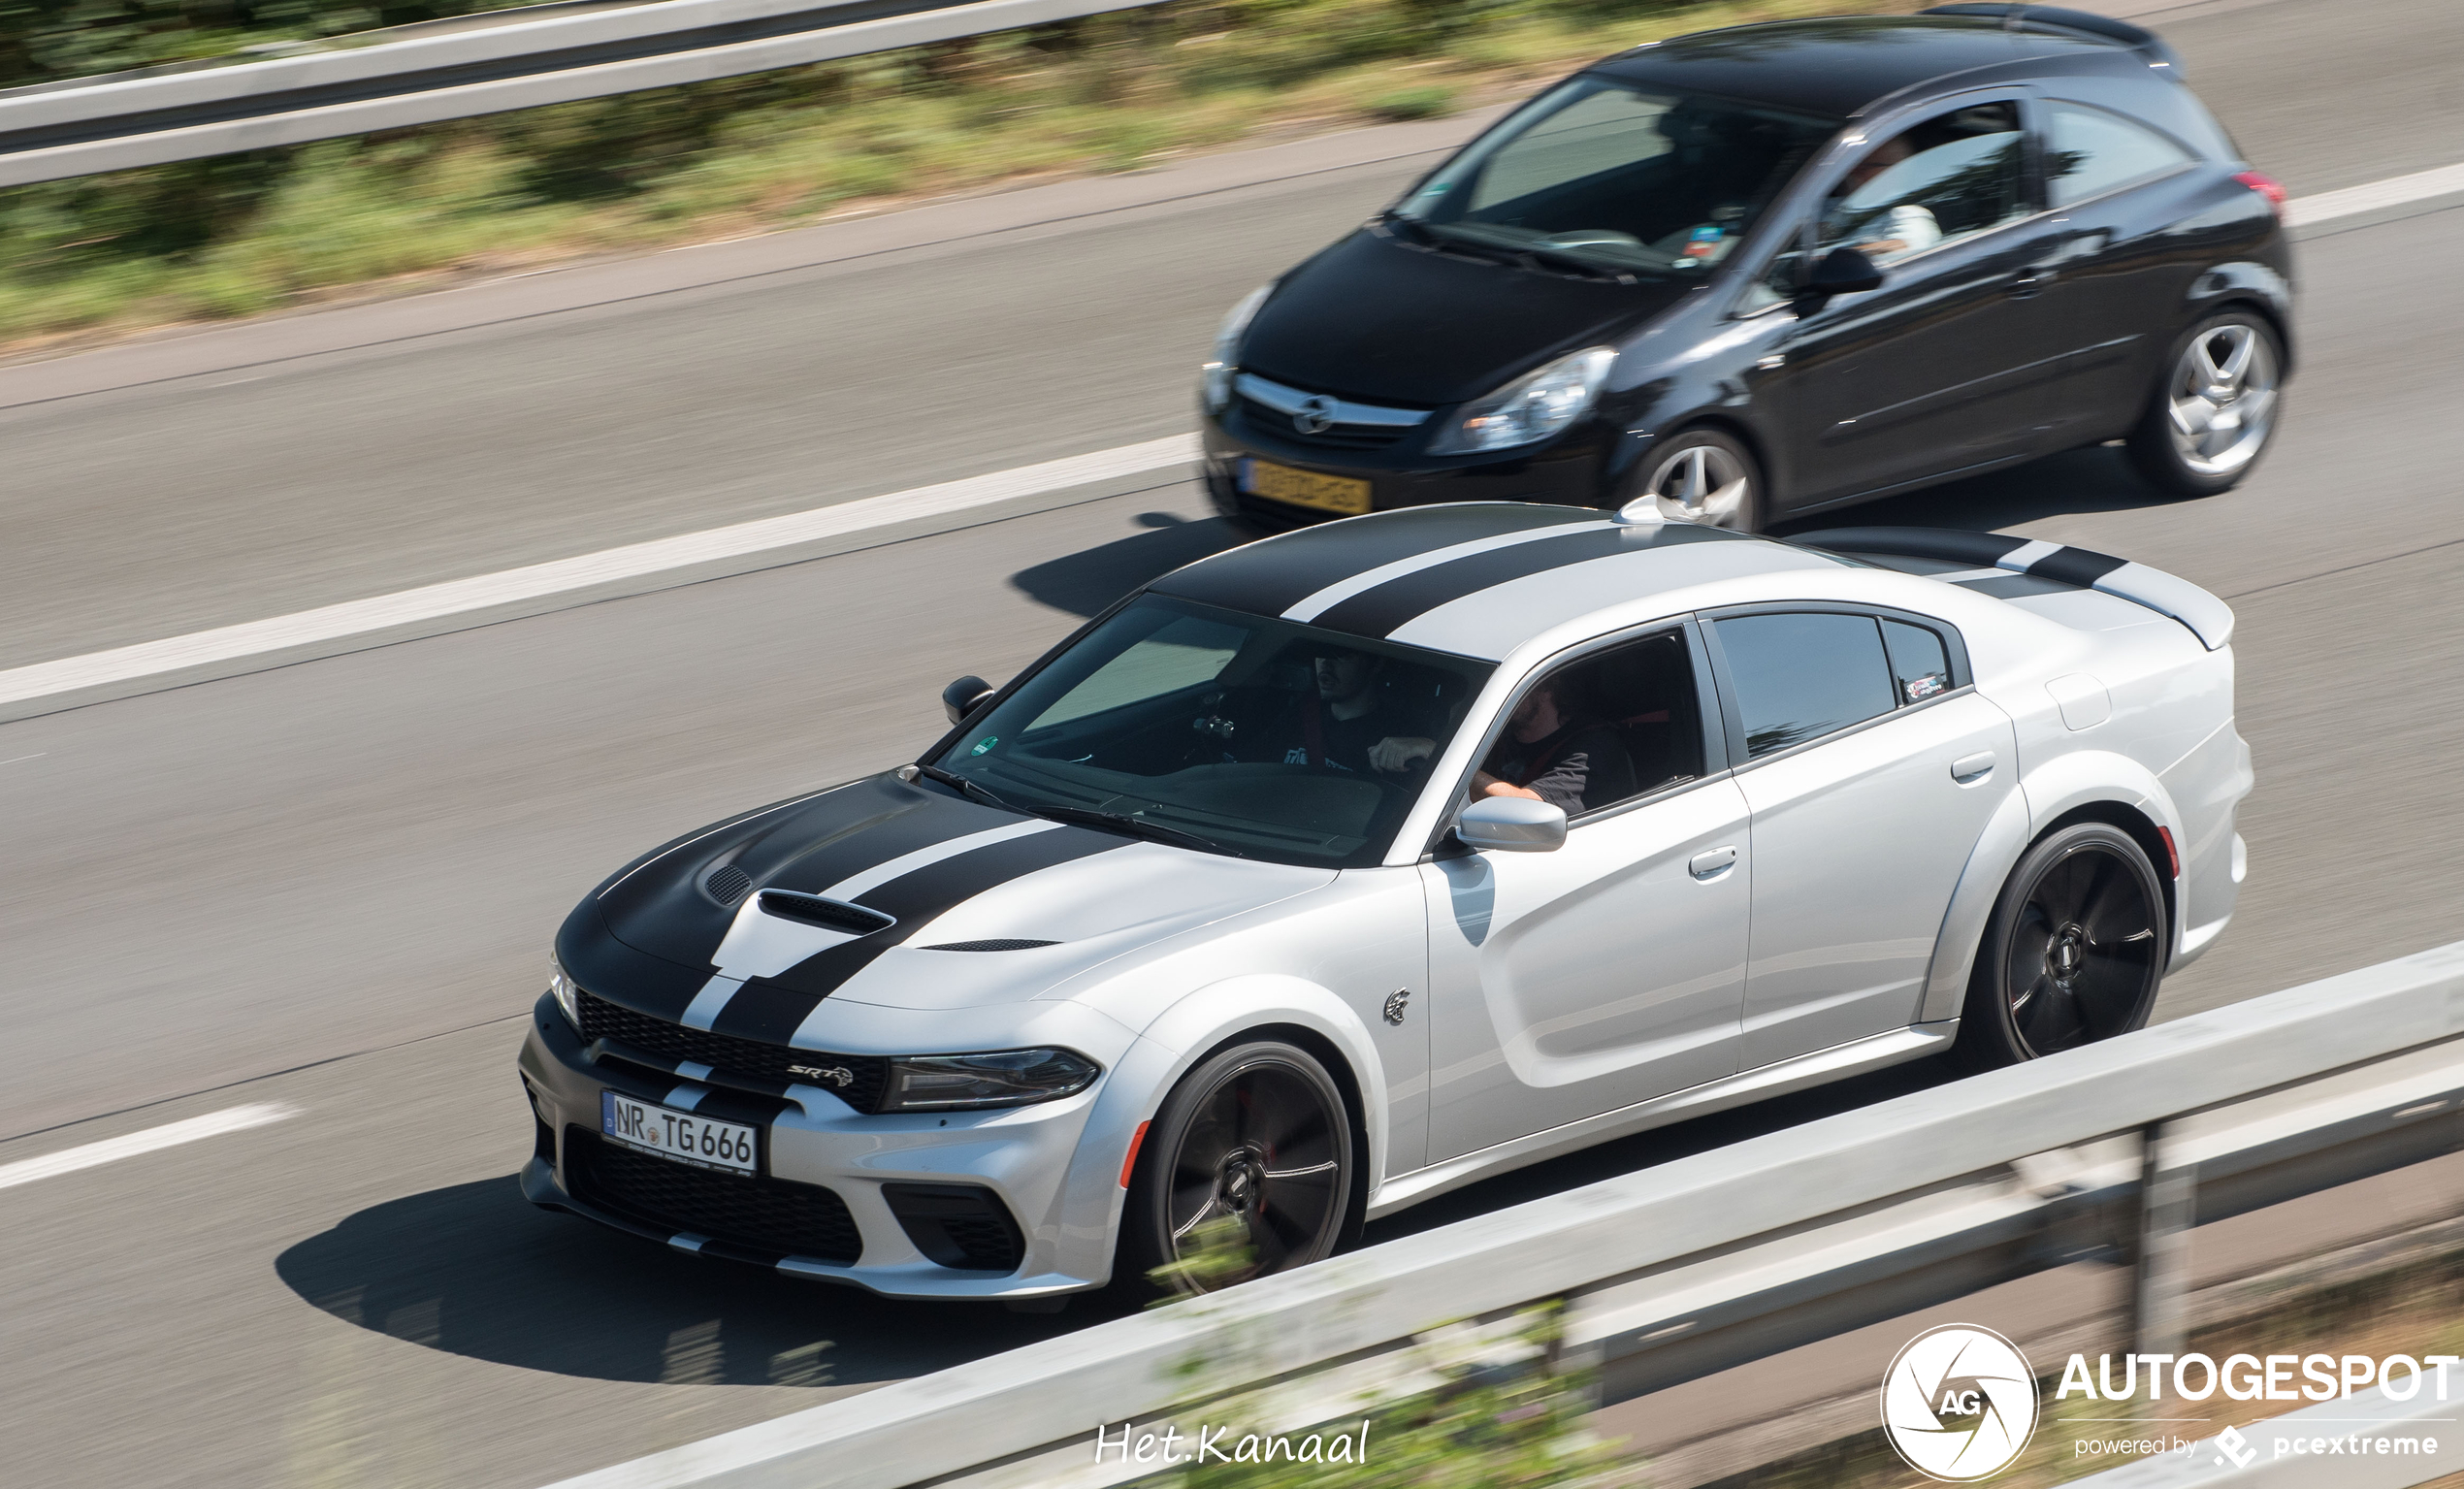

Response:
(1793, 528), (2031, 566)
(707, 825), (1128, 1042)
(2026, 546), (2130, 587)
(1310, 521), (1736, 639)
(1151, 504), (1600, 617)
(1952, 571), (2078, 599)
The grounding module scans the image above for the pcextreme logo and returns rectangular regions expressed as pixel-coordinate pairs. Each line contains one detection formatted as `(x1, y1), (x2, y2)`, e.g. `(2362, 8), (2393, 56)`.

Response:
(1882, 1325), (2041, 1481)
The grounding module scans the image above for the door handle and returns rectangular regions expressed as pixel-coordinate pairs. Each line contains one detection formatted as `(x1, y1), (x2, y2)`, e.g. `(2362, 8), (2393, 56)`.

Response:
(1951, 751), (1996, 784)
(1689, 846), (1738, 879)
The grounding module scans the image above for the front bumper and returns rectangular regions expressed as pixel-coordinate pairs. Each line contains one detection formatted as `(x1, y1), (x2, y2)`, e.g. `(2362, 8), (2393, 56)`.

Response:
(1200, 401), (1616, 527)
(515, 993), (1130, 1300)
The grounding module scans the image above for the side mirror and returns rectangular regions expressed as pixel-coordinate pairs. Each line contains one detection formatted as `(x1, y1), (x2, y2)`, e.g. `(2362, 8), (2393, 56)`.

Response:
(1456, 795), (1567, 853)
(942, 674), (995, 726)
(1804, 245), (1883, 298)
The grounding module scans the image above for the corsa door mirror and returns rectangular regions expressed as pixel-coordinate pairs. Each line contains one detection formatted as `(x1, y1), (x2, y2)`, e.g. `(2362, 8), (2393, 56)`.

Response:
(1456, 795), (1568, 853)
(942, 674), (996, 726)
(1803, 245), (1884, 300)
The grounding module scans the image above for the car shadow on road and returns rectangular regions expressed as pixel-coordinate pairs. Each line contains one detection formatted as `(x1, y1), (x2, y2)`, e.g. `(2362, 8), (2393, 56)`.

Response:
(1773, 444), (2195, 537)
(274, 1175), (1136, 1386)
(1009, 511), (1259, 617)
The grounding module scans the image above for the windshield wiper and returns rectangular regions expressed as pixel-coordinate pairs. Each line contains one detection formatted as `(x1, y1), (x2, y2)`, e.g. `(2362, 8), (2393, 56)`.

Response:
(914, 762), (1015, 812)
(1513, 244), (1637, 283)
(1032, 805), (1229, 855)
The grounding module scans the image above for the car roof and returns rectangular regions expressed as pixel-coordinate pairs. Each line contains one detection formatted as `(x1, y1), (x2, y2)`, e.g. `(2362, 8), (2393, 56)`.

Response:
(1149, 504), (1850, 663)
(1590, 14), (2136, 120)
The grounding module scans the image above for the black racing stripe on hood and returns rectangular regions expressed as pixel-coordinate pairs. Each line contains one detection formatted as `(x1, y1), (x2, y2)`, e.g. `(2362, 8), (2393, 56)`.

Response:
(1309, 521), (1737, 638)
(556, 901), (711, 1022)
(755, 781), (1023, 897)
(707, 825), (1131, 1043)
(1151, 504), (1598, 618)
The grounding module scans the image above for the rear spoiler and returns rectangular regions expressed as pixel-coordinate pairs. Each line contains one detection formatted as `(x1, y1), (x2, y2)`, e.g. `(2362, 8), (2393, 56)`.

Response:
(1921, 3), (2187, 75)
(1796, 528), (2235, 651)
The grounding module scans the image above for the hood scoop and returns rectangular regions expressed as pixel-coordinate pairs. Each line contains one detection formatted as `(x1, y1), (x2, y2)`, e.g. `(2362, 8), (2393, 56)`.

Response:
(920, 938), (1060, 952)
(758, 890), (894, 936)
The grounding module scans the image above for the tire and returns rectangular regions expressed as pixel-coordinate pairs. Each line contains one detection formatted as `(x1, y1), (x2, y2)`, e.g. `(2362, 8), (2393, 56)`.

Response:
(1632, 428), (1767, 532)
(1114, 1039), (1356, 1299)
(2124, 309), (2284, 498)
(1954, 823), (2169, 1071)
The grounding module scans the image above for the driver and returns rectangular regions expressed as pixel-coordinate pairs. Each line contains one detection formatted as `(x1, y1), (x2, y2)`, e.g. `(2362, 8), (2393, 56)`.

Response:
(1826, 134), (1941, 260)
(1471, 677), (1634, 814)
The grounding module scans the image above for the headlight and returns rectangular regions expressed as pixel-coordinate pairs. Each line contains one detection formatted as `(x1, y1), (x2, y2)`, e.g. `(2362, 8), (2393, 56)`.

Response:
(549, 953), (583, 1031)
(1201, 283), (1273, 414)
(1427, 345), (1616, 455)
(879, 1049), (1100, 1112)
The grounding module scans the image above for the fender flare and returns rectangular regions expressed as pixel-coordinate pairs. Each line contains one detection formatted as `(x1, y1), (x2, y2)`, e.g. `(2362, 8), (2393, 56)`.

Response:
(1917, 751), (2188, 1021)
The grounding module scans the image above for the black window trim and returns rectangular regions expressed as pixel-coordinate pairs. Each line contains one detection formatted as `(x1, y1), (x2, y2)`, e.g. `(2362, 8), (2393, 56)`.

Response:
(1420, 615), (1732, 856)
(1698, 601), (1974, 772)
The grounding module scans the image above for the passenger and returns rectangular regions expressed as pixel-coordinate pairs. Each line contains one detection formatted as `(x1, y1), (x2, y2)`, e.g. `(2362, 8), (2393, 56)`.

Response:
(1472, 677), (1635, 814)
(1287, 652), (1441, 778)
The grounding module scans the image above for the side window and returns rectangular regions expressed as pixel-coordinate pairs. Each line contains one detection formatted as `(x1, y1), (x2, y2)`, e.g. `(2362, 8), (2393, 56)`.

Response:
(1816, 102), (2026, 266)
(1882, 620), (1952, 704)
(1483, 631), (1705, 816)
(1713, 613), (1896, 759)
(2044, 101), (2196, 208)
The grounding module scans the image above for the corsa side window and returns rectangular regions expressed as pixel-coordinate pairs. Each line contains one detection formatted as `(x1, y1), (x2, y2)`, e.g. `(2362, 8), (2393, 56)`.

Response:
(1713, 612), (1896, 759)
(2043, 101), (2196, 208)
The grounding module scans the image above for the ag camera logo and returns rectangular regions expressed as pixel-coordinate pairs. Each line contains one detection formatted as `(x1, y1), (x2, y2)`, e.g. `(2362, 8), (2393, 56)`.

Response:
(1882, 1324), (2039, 1481)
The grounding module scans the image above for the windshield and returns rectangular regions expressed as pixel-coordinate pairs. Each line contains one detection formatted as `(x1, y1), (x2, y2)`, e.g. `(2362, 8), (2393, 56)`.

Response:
(1392, 77), (1839, 277)
(929, 597), (1493, 868)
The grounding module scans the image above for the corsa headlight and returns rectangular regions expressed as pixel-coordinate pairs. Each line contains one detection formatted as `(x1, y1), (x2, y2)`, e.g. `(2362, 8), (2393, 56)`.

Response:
(1427, 345), (1616, 455)
(549, 953), (583, 1031)
(880, 1049), (1100, 1112)
(1201, 283), (1273, 414)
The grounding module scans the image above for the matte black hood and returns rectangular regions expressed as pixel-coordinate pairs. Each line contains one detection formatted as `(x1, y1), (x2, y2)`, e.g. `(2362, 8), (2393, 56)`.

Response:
(1238, 230), (1694, 407)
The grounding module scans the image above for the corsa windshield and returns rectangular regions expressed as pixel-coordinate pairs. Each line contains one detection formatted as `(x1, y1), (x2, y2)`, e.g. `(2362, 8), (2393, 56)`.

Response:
(931, 597), (1492, 868)
(1392, 77), (1839, 278)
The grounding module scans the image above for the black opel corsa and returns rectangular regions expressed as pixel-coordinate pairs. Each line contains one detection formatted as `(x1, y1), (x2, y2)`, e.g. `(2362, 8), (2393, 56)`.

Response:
(1200, 3), (2292, 532)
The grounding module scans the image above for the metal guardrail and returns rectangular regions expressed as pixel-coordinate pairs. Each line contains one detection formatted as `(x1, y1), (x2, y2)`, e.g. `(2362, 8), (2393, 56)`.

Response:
(0, 0), (1168, 187)
(539, 940), (2464, 1489)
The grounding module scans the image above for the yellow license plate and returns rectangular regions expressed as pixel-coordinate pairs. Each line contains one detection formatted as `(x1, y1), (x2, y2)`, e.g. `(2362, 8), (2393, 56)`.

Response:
(1244, 458), (1373, 516)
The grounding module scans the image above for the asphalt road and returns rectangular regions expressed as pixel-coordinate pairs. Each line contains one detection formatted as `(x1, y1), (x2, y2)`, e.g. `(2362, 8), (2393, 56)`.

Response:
(1, 0), (2461, 1484)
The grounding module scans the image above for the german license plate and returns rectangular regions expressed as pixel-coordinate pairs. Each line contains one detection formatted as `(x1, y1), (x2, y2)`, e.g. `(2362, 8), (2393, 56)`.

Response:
(1241, 457), (1373, 516)
(600, 1090), (758, 1175)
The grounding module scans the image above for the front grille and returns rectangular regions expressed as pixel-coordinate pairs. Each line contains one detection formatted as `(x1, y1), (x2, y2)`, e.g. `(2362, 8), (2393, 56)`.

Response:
(1235, 394), (1410, 450)
(882, 1181), (1024, 1272)
(567, 1130), (862, 1264)
(577, 989), (889, 1112)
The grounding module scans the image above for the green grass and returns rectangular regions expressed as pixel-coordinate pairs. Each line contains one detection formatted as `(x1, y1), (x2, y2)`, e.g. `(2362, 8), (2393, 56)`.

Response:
(0, 0), (1911, 351)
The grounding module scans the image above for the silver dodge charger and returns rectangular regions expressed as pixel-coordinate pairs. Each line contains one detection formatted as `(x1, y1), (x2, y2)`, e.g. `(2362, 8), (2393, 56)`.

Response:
(516, 502), (2251, 1301)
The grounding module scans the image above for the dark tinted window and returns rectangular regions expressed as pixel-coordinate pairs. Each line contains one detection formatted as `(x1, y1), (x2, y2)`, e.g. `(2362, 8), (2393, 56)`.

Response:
(1882, 620), (1952, 705)
(1714, 613), (1895, 759)
(2045, 102), (2195, 208)
(1813, 102), (2026, 266)
(1489, 631), (1705, 815)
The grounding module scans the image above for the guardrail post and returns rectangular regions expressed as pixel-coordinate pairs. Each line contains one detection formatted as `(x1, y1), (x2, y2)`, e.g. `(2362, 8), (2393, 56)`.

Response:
(2130, 1120), (2194, 1360)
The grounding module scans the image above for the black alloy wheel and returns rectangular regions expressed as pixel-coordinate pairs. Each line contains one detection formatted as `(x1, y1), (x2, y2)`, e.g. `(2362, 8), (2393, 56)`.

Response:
(1631, 427), (1766, 532)
(1117, 1040), (1355, 1297)
(1957, 823), (2168, 1069)
(2125, 309), (2285, 498)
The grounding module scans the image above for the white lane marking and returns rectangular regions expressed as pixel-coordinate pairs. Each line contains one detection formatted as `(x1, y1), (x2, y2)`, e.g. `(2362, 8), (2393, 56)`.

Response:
(0, 752), (43, 766)
(0, 163), (2450, 715)
(0, 1103), (295, 1191)
(0, 434), (1198, 708)
(1281, 520), (1618, 622)
(2286, 162), (2464, 227)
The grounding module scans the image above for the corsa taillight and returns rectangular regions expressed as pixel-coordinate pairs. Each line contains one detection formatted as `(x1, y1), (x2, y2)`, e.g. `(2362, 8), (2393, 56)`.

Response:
(2234, 170), (2287, 219)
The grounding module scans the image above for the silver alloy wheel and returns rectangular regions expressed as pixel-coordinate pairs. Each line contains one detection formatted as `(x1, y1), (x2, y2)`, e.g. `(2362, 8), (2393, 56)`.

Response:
(1646, 441), (1753, 527)
(2166, 323), (2280, 477)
